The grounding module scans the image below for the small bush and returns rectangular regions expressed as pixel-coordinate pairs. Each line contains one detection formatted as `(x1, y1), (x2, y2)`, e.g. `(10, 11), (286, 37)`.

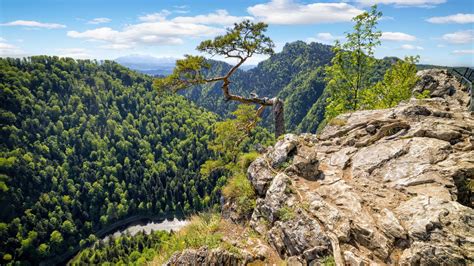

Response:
(222, 174), (256, 216)
(238, 152), (259, 170)
(276, 206), (295, 221)
(415, 89), (431, 99)
(320, 255), (336, 266)
(155, 212), (224, 264)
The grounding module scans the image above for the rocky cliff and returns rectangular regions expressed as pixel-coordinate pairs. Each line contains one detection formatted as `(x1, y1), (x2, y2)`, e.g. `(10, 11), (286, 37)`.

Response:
(168, 69), (474, 265)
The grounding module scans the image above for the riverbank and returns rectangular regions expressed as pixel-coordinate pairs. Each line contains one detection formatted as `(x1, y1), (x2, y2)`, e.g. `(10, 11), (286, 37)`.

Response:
(102, 217), (189, 242)
(40, 213), (186, 266)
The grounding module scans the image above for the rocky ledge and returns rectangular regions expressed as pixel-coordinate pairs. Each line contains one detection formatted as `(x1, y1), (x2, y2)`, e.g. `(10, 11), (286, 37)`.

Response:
(247, 69), (473, 265)
(166, 69), (473, 265)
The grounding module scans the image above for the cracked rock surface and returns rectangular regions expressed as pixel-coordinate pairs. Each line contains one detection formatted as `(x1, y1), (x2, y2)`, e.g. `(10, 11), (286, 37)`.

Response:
(247, 69), (474, 265)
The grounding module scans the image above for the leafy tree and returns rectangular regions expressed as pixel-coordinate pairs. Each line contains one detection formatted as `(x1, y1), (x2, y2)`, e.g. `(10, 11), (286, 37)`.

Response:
(50, 230), (63, 245)
(324, 5), (382, 119)
(362, 56), (420, 109)
(155, 20), (287, 137)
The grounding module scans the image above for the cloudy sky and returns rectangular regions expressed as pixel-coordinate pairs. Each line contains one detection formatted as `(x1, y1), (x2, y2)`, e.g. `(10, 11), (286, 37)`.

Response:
(0, 0), (473, 66)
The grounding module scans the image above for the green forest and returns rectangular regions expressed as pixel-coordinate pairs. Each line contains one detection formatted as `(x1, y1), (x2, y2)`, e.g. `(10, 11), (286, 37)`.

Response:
(0, 56), (225, 263)
(72, 230), (171, 265)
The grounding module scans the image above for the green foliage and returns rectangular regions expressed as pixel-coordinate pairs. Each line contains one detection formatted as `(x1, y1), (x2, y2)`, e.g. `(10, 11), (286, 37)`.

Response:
(155, 212), (227, 264)
(222, 173), (256, 216)
(415, 89), (431, 99)
(73, 230), (170, 265)
(238, 151), (259, 170)
(362, 56), (420, 109)
(320, 255), (336, 266)
(0, 56), (220, 263)
(324, 5), (382, 120)
(276, 206), (295, 222)
(197, 20), (274, 57)
(209, 105), (261, 163)
(153, 55), (209, 93)
(200, 105), (272, 220)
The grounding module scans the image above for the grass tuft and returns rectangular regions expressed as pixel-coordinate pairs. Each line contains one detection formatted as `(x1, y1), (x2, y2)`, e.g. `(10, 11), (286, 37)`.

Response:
(154, 212), (228, 264)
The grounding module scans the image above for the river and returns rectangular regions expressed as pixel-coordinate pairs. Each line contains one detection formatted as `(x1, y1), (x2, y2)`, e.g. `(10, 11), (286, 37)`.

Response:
(41, 215), (189, 265)
(102, 217), (189, 241)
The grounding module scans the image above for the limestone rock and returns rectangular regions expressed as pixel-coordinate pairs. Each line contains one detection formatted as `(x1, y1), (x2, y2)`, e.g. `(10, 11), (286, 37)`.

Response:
(244, 69), (474, 265)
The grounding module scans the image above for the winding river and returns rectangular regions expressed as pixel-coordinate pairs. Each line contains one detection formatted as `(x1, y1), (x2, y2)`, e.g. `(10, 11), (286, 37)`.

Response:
(102, 217), (189, 241)
(41, 215), (189, 266)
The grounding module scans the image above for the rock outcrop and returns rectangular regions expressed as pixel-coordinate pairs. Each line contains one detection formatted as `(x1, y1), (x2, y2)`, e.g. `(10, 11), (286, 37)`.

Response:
(247, 69), (474, 265)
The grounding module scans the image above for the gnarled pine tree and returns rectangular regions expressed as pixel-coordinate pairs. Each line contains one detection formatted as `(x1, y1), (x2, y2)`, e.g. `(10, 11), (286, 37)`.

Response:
(154, 20), (286, 137)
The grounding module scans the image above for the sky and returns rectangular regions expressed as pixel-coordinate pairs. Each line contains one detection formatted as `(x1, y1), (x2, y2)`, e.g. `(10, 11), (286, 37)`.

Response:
(0, 0), (473, 67)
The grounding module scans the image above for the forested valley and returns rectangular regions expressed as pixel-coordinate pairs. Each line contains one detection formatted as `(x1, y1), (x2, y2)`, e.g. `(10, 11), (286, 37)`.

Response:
(0, 56), (236, 263)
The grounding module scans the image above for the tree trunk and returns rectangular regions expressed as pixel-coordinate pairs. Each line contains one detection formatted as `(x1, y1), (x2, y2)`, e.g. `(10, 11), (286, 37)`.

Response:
(272, 98), (285, 138)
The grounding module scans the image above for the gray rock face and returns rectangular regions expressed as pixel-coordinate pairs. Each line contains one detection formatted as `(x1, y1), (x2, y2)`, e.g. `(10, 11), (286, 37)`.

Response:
(245, 69), (474, 265)
(413, 69), (457, 97)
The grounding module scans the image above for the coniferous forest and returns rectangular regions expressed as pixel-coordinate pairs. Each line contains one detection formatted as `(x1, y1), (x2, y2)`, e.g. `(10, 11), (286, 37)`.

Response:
(0, 56), (224, 262)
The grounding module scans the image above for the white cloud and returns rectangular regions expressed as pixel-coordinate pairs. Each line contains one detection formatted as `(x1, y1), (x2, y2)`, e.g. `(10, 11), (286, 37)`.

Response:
(307, 32), (343, 44)
(442, 30), (474, 44)
(87, 17), (111, 24)
(427, 13), (474, 24)
(57, 48), (91, 59)
(381, 32), (416, 41)
(0, 41), (25, 57)
(139, 10), (171, 22)
(355, 0), (445, 8)
(67, 21), (222, 48)
(452, 49), (474, 55)
(172, 10), (253, 26)
(1, 20), (66, 29)
(247, 0), (363, 25)
(400, 44), (424, 50)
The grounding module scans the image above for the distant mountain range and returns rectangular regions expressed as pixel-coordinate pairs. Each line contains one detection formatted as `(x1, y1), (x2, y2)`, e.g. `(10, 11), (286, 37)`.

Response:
(115, 54), (256, 76)
(115, 54), (178, 76)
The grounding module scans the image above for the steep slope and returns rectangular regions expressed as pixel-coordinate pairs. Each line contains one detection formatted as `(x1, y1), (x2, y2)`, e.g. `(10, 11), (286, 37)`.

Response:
(0, 56), (219, 263)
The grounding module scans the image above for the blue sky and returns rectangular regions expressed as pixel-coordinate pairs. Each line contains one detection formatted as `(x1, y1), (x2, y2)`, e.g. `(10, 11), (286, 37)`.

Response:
(0, 0), (473, 66)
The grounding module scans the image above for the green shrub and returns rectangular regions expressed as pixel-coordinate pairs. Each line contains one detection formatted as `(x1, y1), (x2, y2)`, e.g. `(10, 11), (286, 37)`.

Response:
(320, 255), (336, 266)
(222, 174), (256, 216)
(155, 212), (228, 264)
(276, 206), (295, 221)
(238, 152), (259, 170)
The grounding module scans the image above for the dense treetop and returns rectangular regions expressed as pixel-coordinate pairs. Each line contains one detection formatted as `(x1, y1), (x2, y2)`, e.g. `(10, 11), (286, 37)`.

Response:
(0, 56), (221, 263)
